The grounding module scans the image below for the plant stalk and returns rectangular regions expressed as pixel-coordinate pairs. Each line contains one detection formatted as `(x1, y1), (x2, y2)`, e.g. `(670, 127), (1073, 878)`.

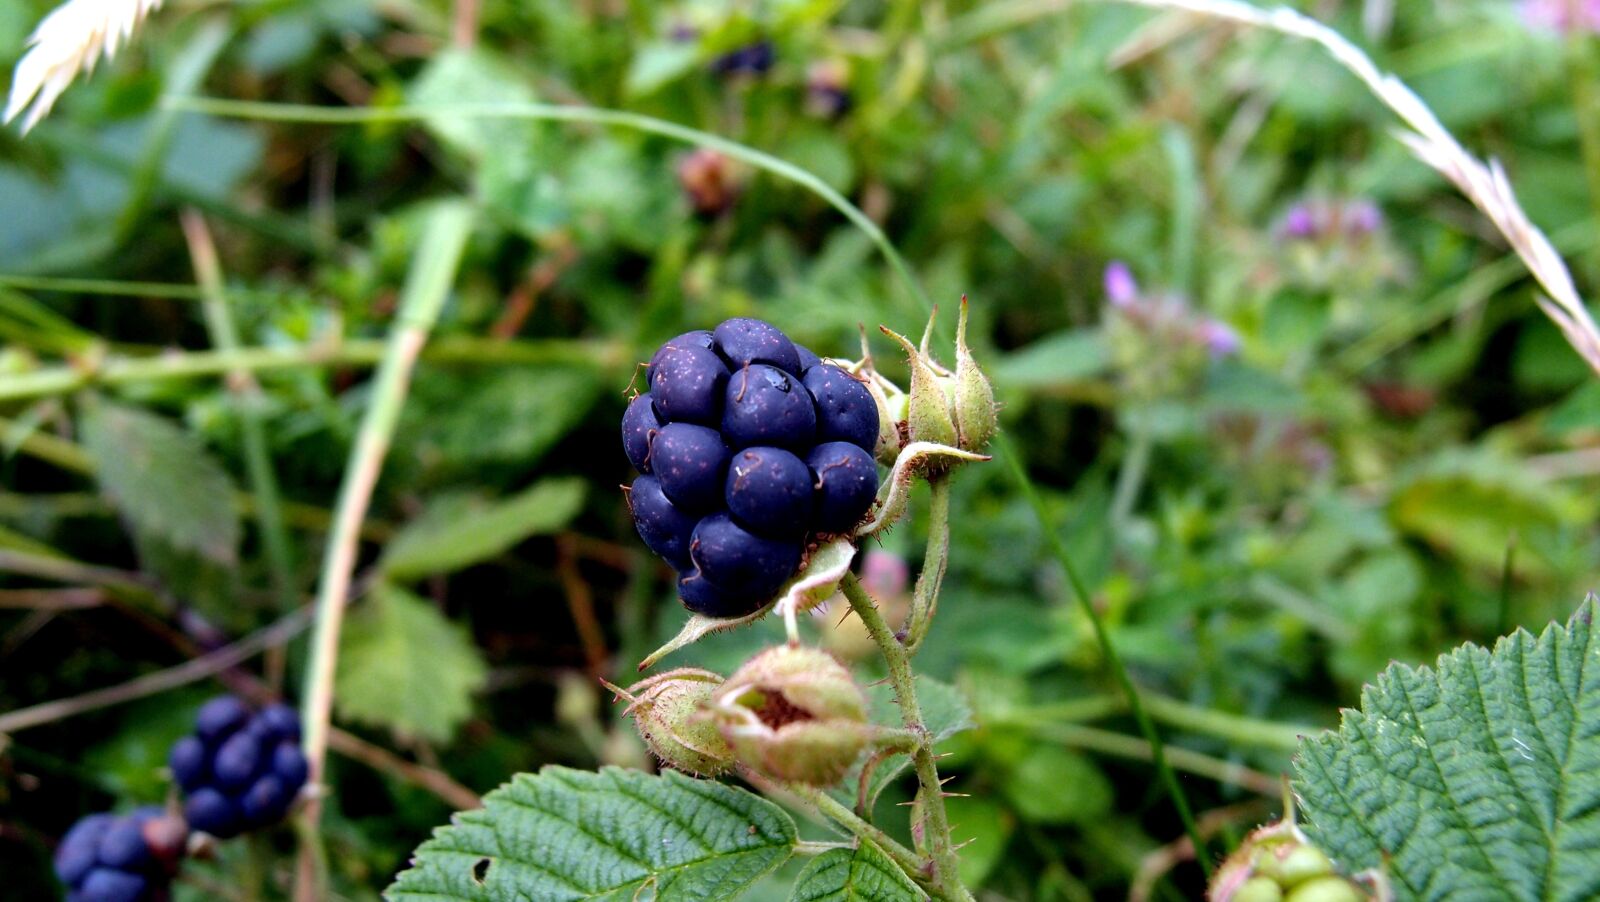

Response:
(294, 203), (474, 900)
(903, 475), (951, 652)
(840, 572), (972, 902)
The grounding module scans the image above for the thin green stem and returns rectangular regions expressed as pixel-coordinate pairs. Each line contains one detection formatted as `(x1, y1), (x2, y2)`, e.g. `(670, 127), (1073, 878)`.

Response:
(295, 202), (474, 900)
(163, 96), (937, 320)
(0, 336), (622, 404)
(788, 783), (930, 890)
(1000, 693), (1309, 753)
(840, 572), (972, 902)
(995, 432), (1211, 879)
(1109, 429), (1152, 541)
(903, 475), (951, 653)
(182, 209), (296, 611)
(794, 840), (857, 856)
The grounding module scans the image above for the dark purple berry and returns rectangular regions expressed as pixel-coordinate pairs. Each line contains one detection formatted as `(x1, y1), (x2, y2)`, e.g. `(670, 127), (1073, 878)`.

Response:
(184, 788), (241, 839)
(621, 392), (662, 473)
(55, 814), (113, 886)
(803, 365), (879, 451)
(650, 345), (729, 426)
(651, 423), (730, 514)
(94, 815), (152, 871)
(808, 442), (879, 533)
(252, 703), (301, 743)
(212, 731), (264, 792)
(195, 696), (249, 744)
(795, 344), (822, 373)
(689, 513), (802, 601)
(722, 364), (816, 449)
(712, 318), (802, 375)
(77, 868), (148, 902)
(168, 736), (208, 793)
(648, 331), (716, 371)
(677, 567), (762, 618)
(710, 40), (775, 76)
(241, 774), (294, 826)
(628, 475), (699, 570)
(271, 741), (310, 793)
(725, 447), (812, 538)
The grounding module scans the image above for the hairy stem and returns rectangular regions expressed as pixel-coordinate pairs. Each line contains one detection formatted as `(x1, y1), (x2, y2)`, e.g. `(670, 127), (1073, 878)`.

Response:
(294, 203), (473, 900)
(788, 783), (931, 890)
(840, 572), (972, 901)
(904, 475), (951, 652)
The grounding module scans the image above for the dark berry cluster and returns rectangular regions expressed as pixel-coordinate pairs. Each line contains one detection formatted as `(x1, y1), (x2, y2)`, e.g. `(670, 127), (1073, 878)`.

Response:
(168, 696), (309, 840)
(54, 807), (185, 902)
(624, 319), (881, 618)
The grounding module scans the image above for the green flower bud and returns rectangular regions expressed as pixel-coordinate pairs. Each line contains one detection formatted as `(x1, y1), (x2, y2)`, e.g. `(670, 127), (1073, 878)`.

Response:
(1232, 878), (1284, 902)
(1284, 877), (1365, 902)
(952, 297), (997, 452)
(710, 645), (870, 786)
(881, 319), (958, 450)
(1276, 845), (1334, 887)
(608, 668), (734, 776)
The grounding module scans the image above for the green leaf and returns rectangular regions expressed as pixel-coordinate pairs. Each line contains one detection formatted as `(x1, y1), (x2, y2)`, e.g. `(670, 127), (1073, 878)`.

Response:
(832, 677), (974, 812)
(789, 840), (924, 902)
(386, 766), (798, 901)
(81, 400), (240, 563)
(406, 366), (603, 472)
(1294, 598), (1600, 902)
(990, 329), (1109, 390)
(998, 746), (1111, 825)
(381, 478), (586, 580)
(336, 584), (488, 743)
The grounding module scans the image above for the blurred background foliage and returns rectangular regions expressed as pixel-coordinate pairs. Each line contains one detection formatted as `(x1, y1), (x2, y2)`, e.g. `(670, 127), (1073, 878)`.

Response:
(1, 0), (1597, 898)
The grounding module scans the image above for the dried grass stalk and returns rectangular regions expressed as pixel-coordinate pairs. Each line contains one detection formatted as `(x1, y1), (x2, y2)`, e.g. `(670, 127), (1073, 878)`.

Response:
(4, 0), (165, 134)
(1119, 0), (1600, 376)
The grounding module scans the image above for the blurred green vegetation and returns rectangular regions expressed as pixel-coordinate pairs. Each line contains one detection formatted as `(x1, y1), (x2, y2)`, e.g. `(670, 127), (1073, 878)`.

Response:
(2, 0), (1598, 898)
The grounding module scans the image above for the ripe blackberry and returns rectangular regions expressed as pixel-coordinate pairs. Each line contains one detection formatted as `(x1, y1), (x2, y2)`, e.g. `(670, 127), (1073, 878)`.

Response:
(169, 696), (309, 839)
(55, 807), (184, 902)
(625, 318), (883, 617)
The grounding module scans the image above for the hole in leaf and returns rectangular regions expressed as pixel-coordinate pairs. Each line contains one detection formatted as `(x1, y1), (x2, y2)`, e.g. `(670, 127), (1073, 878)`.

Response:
(472, 858), (492, 885)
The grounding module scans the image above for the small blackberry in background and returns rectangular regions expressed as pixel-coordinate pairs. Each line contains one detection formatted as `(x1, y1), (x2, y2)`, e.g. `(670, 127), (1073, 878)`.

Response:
(170, 697), (309, 839)
(709, 40), (775, 77)
(55, 807), (185, 902)
(624, 318), (880, 617)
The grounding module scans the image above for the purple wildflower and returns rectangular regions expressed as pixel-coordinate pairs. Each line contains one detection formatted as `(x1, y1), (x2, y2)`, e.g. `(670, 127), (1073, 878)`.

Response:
(1104, 260), (1139, 308)
(1198, 320), (1242, 358)
(1519, 0), (1600, 34)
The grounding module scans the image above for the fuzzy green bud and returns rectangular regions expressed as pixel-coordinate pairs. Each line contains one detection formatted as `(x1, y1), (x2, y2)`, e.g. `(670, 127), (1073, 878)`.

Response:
(1276, 845), (1334, 887)
(710, 645), (871, 786)
(1232, 878), (1284, 902)
(609, 668), (734, 776)
(881, 320), (958, 450)
(1284, 877), (1365, 902)
(952, 297), (998, 452)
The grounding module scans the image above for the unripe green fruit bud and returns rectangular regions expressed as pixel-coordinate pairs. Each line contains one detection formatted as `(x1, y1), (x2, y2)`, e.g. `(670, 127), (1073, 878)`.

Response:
(611, 668), (734, 776)
(1284, 877), (1365, 902)
(1232, 877), (1285, 902)
(952, 298), (997, 453)
(711, 645), (870, 786)
(881, 323), (958, 451)
(1277, 845), (1334, 887)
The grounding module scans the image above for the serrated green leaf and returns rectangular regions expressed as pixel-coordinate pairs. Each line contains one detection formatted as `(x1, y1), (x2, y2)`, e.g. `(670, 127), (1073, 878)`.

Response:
(831, 677), (974, 812)
(386, 765), (798, 902)
(1294, 597), (1600, 902)
(406, 366), (602, 472)
(789, 839), (924, 902)
(336, 584), (488, 743)
(81, 400), (240, 563)
(381, 478), (586, 580)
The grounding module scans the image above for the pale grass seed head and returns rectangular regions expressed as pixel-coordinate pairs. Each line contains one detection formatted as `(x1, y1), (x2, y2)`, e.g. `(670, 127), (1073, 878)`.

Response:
(4, 0), (165, 134)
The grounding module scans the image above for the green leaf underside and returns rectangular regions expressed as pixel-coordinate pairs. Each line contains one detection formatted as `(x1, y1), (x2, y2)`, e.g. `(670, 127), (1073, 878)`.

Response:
(336, 584), (488, 743)
(387, 766), (798, 902)
(832, 677), (975, 813)
(81, 400), (240, 563)
(381, 478), (587, 580)
(790, 840), (924, 902)
(1293, 598), (1600, 902)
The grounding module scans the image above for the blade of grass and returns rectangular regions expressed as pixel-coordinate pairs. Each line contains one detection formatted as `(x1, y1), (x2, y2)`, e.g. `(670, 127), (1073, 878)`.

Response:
(294, 201), (474, 901)
(181, 210), (297, 611)
(996, 431), (1210, 877)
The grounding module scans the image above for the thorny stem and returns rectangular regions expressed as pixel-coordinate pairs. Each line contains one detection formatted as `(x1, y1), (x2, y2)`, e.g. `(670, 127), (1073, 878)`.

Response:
(787, 782), (932, 891)
(903, 475), (951, 653)
(840, 572), (973, 902)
